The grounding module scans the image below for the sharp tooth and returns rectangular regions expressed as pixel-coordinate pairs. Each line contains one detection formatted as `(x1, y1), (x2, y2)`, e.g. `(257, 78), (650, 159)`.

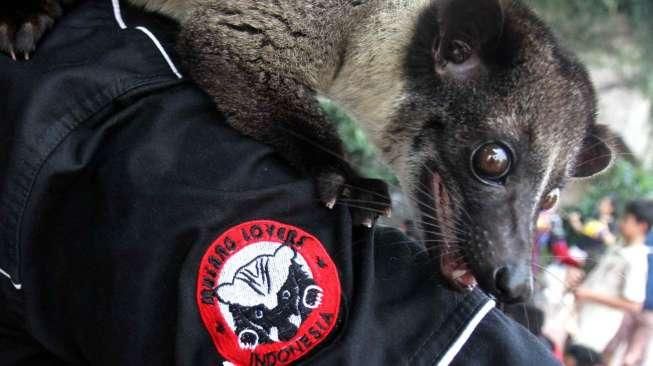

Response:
(452, 269), (467, 279)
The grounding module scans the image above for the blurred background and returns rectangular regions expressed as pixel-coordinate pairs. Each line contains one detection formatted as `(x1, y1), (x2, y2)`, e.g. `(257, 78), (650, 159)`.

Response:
(326, 1), (653, 365)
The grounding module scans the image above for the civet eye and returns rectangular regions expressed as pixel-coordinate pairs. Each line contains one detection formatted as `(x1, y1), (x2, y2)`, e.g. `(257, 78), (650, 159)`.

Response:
(281, 290), (291, 300)
(541, 188), (560, 211)
(450, 40), (473, 64)
(471, 142), (512, 183)
(255, 309), (264, 319)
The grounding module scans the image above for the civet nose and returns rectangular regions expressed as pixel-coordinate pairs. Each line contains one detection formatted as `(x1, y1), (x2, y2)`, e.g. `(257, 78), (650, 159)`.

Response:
(493, 265), (533, 303)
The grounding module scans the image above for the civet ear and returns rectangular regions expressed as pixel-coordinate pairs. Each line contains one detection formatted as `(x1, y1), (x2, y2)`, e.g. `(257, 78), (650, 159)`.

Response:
(572, 124), (615, 178)
(433, 0), (504, 79)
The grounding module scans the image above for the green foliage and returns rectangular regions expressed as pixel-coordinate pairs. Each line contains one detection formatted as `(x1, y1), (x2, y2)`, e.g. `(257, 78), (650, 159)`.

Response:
(567, 159), (653, 217)
(527, 0), (653, 96)
(319, 98), (398, 183)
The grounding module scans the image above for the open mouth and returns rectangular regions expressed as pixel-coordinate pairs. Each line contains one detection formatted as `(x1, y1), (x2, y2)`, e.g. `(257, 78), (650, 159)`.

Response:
(429, 172), (478, 291)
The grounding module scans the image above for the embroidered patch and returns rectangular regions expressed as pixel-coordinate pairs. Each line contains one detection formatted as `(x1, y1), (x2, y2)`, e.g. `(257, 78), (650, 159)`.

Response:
(197, 220), (341, 366)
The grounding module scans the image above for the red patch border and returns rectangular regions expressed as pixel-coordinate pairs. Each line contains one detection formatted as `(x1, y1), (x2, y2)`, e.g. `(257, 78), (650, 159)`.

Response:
(196, 220), (341, 365)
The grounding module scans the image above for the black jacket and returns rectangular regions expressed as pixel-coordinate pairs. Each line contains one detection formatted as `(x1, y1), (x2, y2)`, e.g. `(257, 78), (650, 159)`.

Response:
(0, 1), (560, 365)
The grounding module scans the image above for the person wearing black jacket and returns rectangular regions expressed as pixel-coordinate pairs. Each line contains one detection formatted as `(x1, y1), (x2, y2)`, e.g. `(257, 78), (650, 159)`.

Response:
(0, 1), (560, 365)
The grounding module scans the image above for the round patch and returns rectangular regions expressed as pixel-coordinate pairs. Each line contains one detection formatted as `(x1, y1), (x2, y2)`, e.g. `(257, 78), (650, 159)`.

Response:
(197, 220), (341, 365)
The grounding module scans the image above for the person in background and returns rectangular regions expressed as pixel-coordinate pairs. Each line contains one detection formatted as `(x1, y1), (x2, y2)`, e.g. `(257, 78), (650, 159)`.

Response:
(534, 209), (586, 359)
(572, 200), (653, 354)
(568, 196), (618, 271)
(564, 344), (604, 366)
(603, 207), (653, 366)
(598, 196), (619, 237)
(534, 210), (585, 270)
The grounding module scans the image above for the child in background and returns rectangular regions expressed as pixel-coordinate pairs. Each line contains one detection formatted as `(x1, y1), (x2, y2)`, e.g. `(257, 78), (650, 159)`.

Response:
(603, 211), (653, 366)
(572, 200), (653, 354)
(564, 344), (604, 366)
(568, 196), (618, 247)
(568, 196), (618, 271)
(535, 210), (584, 269)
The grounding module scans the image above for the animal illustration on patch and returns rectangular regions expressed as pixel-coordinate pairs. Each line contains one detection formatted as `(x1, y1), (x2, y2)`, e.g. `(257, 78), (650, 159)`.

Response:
(197, 221), (341, 365)
(216, 245), (323, 349)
